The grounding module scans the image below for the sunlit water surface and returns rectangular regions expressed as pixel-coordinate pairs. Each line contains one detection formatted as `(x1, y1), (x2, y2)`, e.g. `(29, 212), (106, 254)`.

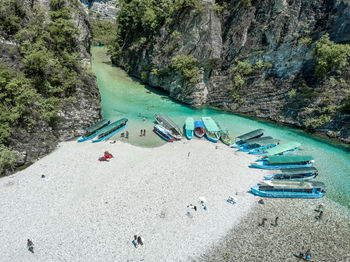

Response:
(92, 46), (350, 210)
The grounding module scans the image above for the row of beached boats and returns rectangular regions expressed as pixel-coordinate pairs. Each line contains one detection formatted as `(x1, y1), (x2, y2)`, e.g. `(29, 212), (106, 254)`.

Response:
(230, 128), (326, 198)
(77, 118), (128, 143)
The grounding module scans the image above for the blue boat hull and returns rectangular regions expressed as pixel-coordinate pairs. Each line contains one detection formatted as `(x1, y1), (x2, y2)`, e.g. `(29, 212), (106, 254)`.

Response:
(248, 144), (278, 154)
(92, 125), (126, 143)
(260, 148), (298, 158)
(251, 162), (312, 170)
(186, 130), (193, 140)
(154, 128), (174, 142)
(264, 174), (317, 181)
(206, 132), (220, 143)
(251, 185), (325, 198)
(78, 130), (103, 142)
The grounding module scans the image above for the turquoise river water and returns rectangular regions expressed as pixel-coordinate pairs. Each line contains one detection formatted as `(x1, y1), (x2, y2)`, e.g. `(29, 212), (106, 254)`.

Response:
(92, 46), (350, 210)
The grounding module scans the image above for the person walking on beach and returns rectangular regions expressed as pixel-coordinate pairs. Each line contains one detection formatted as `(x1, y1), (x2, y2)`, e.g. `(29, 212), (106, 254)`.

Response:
(126, 131), (129, 139)
(258, 218), (267, 227)
(144, 129), (146, 136)
(27, 239), (34, 253)
(137, 236), (144, 246)
(318, 210), (323, 220)
(273, 216), (279, 226)
(305, 249), (311, 261)
(132, 235), (138, 248)
(298, 246), (305, 259)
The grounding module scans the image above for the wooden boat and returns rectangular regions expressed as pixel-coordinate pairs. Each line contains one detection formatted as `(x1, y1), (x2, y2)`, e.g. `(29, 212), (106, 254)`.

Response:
(259, 141), (301, 159)
(248, 139), (280, 154)
(92, 118), (128, 143)
(231, 129), (264, 148)
(155, 113), (182, 140)
(77, 119), (110, 142)
(216, 122), (232, 146)
(237, 136), (274, 151)
(251, 181), (326, 198)
(264, 167), (319, 181)
(194, 121), (206, 138)
(153, 124), (174, 142)
(202, 117), (220, 143)
(251, 155), (314, 170)
(185, 117), (195, 140)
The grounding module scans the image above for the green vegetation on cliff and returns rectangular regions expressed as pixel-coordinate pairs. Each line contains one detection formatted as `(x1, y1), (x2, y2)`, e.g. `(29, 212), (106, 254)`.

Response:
(171, 54), (200, 85)
(313, 34), (350, 78)
(109, 0), (202, 63)
(0, 0), (90, 174)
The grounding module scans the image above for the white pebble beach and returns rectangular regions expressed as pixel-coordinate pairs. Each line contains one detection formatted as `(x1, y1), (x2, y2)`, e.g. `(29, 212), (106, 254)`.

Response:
(0, 139), (268, 261)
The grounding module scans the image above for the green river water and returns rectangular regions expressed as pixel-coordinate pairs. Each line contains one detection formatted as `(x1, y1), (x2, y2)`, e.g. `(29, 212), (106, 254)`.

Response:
(92, 46), (350, 210)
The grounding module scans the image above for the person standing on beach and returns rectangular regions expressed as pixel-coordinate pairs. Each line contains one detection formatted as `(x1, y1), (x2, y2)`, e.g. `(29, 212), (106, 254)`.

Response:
(137, 236), (144, 246)
(126, 131), (129, 139)
(140, 129), (143, 136)
(144, 129), (146, 136)
(298, 246), (305, 258)
(318, 210), (323, 220)
(258, 218), (267, 227)
(273, 217), (279, 226)
(27, 239), (34, 253)
(305, 249), (311, 261)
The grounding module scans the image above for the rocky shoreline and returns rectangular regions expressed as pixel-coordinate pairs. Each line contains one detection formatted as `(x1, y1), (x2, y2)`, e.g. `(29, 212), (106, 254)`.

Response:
(197, 197), (350, 261)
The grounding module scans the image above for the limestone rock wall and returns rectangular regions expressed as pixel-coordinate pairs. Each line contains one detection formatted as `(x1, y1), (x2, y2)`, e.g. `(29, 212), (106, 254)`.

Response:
(115, 0), (350, 143)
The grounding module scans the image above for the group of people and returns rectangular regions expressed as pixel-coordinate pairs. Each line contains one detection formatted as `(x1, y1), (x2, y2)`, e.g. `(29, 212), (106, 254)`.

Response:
(299, 247), (312, 261)
(132, 234), (144, 248)
(258, 216), (279, 227)
(140, 129), (146, 136)
(98, 151), (113, 162)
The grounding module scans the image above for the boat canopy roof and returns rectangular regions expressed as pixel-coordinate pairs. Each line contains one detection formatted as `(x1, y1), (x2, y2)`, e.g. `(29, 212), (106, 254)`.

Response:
(259, 180), (326, 189)
(267, 155), (314, 164)
(237, 129), (264, 140)
(100, 118), (128, 134)
(264, 141), (301, 156)
(185, 117), (195, 131)
(254, 138), (280, 147)
(86, 119), (109, 133)
(281, 167), (318, 175)
(194, 121), (205, 128)
(202, 117), (220, 132)
(156, 113), (181, 131)
(244, 136), (273, 145)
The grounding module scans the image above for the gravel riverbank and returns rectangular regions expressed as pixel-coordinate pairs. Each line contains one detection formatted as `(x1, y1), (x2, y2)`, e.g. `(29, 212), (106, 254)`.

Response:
(197, 197), (350, 261)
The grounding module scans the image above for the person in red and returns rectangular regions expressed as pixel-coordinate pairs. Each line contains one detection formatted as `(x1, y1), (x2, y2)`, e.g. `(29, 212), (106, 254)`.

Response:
(104, 151), (113, 159)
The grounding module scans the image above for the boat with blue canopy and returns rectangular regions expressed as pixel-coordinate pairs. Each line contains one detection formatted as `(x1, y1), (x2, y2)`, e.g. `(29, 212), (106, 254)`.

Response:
(251, 155), (314, 169)
(247, 139), (280, 154)
(77, 119), (110, 142)
(259, 141), (301, 158)
(202, 117), (221, 142)
(251, 180), (326, 198)
(185, 117), (195, 140)
(92, 118), (128, 143)
(231, 129), (264, 148)
(154, 124), (174, 142)
(264, 167), (319, 181)
(194, 121), (206, 138)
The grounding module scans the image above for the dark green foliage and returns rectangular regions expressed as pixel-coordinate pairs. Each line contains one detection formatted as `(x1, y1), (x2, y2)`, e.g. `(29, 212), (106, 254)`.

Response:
(0, 0), (86, 172)
(110, 0), (202, 62)
(171, 54), (200, 85)
(312, 34), (350, 78)
(0, 0), (26, 37)
(91, 20), (117, 45)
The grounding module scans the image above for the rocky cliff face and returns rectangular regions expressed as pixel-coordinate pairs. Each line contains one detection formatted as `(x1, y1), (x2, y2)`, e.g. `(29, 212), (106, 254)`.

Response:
(114, 0), (350, 144)
(0, 0), (102, 174)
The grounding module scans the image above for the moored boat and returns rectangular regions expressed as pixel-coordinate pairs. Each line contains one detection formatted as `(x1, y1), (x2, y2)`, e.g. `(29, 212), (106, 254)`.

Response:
(251, 181), (326, 198)
(77, 119), (110, 142)
(194, 121), (206, 138)
(231, 129), (264, 148)
(92, 118), (128, 143)
(185, 117), (195, 140)
(153, 124), (174, 142)
(251, 155), (314, 169)
(247, 139), (280, 154)
(202, 117), (221, 143)
(259, 141), (301, 158)
(216, 122), (232, 146)
(264, 167), (319, 181)
(155, 113), (182, 140)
